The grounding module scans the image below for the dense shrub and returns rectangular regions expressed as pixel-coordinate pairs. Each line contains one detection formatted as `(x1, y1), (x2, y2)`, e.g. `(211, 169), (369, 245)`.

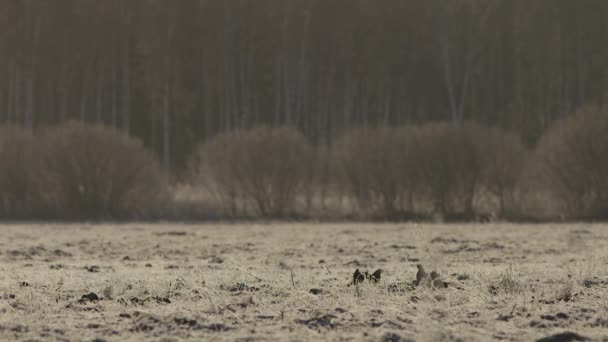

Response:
(189, 126), (315, 218)
(0, 126), (42, 218)
(535, 106), (608, 219)
(37, 122), (168, 219)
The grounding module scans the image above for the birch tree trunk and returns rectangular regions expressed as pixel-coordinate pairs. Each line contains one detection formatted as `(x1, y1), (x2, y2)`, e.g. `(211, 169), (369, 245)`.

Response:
(163, 6), (176, 174)
(96, 63), (104, 124)
(121, 2), (131, 133)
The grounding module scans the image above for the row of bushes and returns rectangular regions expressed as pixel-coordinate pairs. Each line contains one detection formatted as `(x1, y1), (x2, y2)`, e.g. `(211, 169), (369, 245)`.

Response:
(189, 106), (608, 221)
(0, 106), (606, 221)
(189, 124), (527, 220)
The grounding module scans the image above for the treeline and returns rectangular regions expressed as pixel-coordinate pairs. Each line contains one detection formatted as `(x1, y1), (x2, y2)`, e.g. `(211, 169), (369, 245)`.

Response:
(1, 1), (608, 172)
(1, 108), (607, 221)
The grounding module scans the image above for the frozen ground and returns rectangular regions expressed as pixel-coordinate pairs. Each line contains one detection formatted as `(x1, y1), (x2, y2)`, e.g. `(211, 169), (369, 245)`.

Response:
(0, 223), (606, 341)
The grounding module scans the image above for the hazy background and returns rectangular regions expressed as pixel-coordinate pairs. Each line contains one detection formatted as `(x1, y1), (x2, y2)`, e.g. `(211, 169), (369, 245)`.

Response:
(0, 1), (607, 221)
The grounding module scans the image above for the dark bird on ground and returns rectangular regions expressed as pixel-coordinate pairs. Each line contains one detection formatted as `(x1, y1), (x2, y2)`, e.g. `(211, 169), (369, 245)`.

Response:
(369, 269), (382, 283)
(430, 270), (449, 288)
(416, 265), (449, 288)
(416, 264), (430, 287)
(352, 268), (383, 285)
(353, 269), (365, 284)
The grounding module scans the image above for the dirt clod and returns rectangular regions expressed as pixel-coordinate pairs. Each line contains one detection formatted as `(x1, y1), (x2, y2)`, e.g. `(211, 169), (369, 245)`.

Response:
(295, 314), (338, 329)
(79, 293), (100, 304)
(536, 332), (590, 342)
(309, 288), (323, 295)
(84, 265), (100, 273)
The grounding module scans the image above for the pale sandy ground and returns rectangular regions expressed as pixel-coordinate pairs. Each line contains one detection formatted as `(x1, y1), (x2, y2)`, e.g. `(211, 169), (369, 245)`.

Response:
(0, 223), (607, 341)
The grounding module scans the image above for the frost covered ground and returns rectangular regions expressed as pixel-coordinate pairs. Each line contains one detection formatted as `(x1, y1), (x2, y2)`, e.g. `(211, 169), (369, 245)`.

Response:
(0, 223), (606, 341)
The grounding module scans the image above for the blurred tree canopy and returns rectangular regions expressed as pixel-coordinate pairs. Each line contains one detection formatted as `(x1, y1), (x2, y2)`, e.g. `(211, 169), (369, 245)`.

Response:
(0, 0), (607, 172)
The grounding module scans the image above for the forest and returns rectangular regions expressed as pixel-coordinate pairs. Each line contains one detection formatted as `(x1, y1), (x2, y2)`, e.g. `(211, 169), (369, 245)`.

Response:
(1, 0), (607, 172)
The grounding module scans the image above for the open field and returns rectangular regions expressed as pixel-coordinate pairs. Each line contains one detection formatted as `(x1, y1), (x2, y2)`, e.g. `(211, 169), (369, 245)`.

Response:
(0, 223), (607, 341)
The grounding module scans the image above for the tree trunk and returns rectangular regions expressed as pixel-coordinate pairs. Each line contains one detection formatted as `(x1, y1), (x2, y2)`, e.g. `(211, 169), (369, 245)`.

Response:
(121, 3), (131, 133)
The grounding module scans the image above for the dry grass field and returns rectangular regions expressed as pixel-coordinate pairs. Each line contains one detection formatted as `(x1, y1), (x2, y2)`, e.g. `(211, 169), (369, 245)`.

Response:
(0, 223), (607, 341)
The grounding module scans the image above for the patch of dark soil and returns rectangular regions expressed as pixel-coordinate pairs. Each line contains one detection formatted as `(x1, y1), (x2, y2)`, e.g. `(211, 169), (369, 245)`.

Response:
(209, 257), (224, 264)
(295, 314), (338, 330)
(8, 246), (47, 259)
(53, 249), (72, 257)
(152, 296), (171, 304)
(443, 245), (480, 253)
(586, 318), (608, 328)
(222, 283), (260, 293)
(174, 317), (198, 327)
(370, 320), (403, 329)
(387, 282), (415, 293)
(431, 237), (477, 244)
(390, 244), (416, 250)
(145, 263), (152, 267)
(119, 313), (131, 319)
(543, 312), (572, 323)
(536, 332), (590, 342)
(65, 303), (101, 312)
(530, 320), (552, 328)
(452, 273), (470, 281)
(84, 265), (100, 273)
(496, 314), (512, 322)
(235, 338), (256, 342)
(165, 265), (179, 269)
(78, 293), (100, 304)
(583, 277), (608, 288)
(484, 257), (503, 264)
(226, 302), (250, 312)
(122, 256), (132, 261)
(156, 231), (188, 236)
(10, 325), (28, 333)
(86, 323), (101, 329)
(309, 288), (323, 295)
(130, 312), (161, 332)
(197, 323), (236, 332)
(483, 242), (505, 249)
(126, 296), (171, 305)
(345, 260), (364, 267)
(381, 332), (413, 342)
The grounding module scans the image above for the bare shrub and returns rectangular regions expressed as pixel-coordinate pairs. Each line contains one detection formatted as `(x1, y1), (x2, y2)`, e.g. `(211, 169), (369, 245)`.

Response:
(37, 122), (168, 219)
(188, 132), (244, 217)
(190, 126), (315, 218)
(479, 127), (529, 219)
(535, 106), (608, 219)
(0, 126), (42, 218)
(416, 122), (486, 219)
(333, 126), (413, 219)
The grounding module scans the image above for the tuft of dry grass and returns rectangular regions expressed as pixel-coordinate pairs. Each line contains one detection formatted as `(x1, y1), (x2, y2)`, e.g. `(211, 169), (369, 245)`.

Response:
(0, 223), (607, 341)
